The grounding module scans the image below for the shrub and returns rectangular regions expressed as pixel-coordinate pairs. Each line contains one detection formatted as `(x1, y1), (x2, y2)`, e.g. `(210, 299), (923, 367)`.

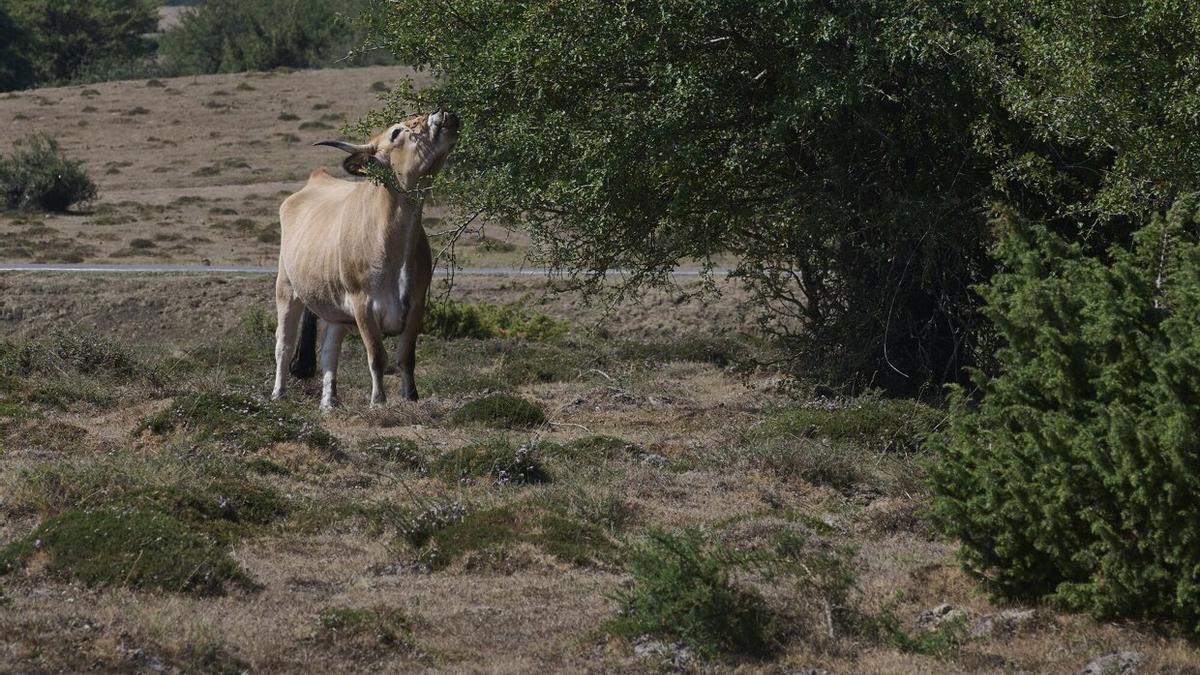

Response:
(423, 299), (567, 341)
(606, 529), (778, 658)
(136, 391), (339, 454)
(158, 0), (378, 75)
(430, 437), (549, 485)
(451, 393), (546, 429)
(0, 135), (97, 211)
(0, 504), (249, 595)
(929, 198), (1200, 636)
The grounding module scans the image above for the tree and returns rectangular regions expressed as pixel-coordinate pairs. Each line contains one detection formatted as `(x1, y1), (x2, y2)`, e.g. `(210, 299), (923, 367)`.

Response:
(2, 0), (158, 86)
(0, 4), (34, 91)
(363, 0), (1199, 393)
(928, 196), (1200, 636)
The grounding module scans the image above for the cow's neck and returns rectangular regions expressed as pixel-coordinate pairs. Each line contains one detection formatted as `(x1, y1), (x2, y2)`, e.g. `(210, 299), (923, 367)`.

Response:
(377, 184), (425, 264)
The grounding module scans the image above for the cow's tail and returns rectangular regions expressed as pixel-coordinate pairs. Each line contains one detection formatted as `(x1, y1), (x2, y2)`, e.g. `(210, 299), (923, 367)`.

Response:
(288, 308), (319, 379)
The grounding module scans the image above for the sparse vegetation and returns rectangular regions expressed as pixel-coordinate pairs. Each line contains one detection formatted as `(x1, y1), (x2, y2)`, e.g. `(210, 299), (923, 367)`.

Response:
(318, 606), (414, 653)
(0, 134), (97, 211)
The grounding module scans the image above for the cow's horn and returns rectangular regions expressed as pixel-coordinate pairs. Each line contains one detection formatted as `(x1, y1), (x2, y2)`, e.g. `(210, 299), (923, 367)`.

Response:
(313, 140), (371, 154)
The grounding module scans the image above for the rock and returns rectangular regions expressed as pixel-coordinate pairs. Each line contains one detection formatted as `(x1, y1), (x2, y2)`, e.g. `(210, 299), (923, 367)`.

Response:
(916, 604), (967, 630)
(632, 637), (693, 668)
(639, 453), (669, 467)
(969, 608), (1038, 639)
(1079, 651), (1145, 675)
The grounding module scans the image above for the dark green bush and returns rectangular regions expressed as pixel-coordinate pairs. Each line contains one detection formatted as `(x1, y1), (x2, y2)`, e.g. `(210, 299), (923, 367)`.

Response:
(158, 0), (378, 75)
(0, 135), (97, 211)
(607, 529), (778, 658)
(929, 197), (1200, 636)
(451, 393), (546, 429)
(0, 504), (249, 595)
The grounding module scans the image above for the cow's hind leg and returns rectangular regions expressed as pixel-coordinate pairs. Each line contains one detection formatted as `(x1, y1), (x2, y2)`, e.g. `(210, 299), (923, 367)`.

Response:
(319, 323), (347, 410)
(395, 293), (426, 401)
(272, 286), (304, 400)
(351, 297), (388, 406)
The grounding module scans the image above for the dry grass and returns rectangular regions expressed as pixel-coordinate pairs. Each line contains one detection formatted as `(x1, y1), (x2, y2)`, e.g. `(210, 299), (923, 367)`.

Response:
(1, 292), (1198, 674)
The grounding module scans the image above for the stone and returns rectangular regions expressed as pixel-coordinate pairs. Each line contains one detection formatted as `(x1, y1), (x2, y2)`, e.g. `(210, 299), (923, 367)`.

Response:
(969, 608), (1038, 639)
(916, 603), (967, 630)
(1079, 651), (1145, 675)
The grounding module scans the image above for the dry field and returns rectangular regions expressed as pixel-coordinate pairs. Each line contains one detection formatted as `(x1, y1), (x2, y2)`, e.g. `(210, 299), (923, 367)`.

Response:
(0, 65), (529, 269)
(2, 68), (1199, 674)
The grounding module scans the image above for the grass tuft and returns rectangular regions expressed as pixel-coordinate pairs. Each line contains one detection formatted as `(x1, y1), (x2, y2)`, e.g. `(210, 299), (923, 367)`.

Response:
(429, 437), (549, 485)
(318, 606), (414, 652)
(451, 394), (546, 429)
(356, 436), (423, 469)
(135, 391), (339, 454)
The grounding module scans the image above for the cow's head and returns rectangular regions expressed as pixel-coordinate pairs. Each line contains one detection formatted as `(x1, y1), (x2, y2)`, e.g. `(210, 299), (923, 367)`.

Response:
(315, 108), (460, 191)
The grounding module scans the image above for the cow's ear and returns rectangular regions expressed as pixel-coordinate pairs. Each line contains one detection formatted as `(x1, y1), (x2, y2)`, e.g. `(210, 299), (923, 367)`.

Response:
(342, 154), (370, 177)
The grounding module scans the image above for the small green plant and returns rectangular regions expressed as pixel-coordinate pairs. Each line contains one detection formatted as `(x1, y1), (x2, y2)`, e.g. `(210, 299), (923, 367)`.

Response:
(606, 529), (778, 658)
(393, 499), (469, 548)
(451, 394), (546, 429)
(429, 437), (549, 485)
(870, 612), (970, 658)
(0, 134), (97, 211)
(136, 391), (338, 453)
(0, 504), (250, 595)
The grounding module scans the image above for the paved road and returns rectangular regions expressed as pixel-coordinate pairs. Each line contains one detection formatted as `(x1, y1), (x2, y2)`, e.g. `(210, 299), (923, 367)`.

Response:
(0, 262), (725, 277)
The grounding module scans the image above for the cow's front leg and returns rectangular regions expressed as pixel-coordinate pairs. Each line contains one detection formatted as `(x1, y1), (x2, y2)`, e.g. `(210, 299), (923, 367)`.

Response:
(319, 323), (347, 410)
(272, 289), (304, 400)
(351, 298), (387, 406)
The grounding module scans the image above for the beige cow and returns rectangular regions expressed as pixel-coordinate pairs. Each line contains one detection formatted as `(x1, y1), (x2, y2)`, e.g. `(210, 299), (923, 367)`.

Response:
(271, 109), (459, 408)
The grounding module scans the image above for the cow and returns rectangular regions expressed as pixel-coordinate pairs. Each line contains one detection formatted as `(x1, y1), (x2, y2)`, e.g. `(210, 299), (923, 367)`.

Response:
(271, 108), (459, 409)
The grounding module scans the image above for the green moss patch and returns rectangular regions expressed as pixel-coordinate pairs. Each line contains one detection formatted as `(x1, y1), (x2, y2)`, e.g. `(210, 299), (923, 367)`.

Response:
(413, 503), (619, 571)
(136, 391), (339, 453)
(430, 437), (549, 485)
(450, 394), (546, 429)
(544, 435), (633, 462)
(0, 504), (250, 595)
(424, 299), (567, 341)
